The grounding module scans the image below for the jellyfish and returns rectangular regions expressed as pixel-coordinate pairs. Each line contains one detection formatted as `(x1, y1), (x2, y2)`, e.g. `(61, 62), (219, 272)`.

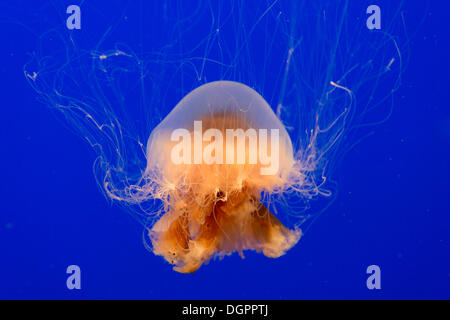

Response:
(24, 0), (405, 274)
(145, 81), (301, 272)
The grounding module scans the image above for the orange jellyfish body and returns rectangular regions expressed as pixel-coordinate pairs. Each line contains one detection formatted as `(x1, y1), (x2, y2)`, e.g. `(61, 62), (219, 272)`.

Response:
(145, 81), (301, 273)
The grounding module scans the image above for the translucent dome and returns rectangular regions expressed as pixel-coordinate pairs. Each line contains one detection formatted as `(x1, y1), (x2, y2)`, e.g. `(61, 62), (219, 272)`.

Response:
(146, 80), (295, 184)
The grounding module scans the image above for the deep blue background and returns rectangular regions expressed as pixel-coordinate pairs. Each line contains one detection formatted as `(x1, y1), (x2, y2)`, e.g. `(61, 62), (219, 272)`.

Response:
(0, 1), (448, 299)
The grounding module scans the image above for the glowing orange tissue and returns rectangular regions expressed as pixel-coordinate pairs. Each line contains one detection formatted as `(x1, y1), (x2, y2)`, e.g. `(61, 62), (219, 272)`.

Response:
(145, 81), (302, 273)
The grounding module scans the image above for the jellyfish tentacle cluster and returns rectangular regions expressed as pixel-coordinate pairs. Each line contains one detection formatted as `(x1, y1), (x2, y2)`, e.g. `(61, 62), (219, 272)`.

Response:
(151, 187), (301, 273)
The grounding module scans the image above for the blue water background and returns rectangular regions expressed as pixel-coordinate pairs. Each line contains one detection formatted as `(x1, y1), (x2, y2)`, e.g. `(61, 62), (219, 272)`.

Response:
(0, 0), (448, 299)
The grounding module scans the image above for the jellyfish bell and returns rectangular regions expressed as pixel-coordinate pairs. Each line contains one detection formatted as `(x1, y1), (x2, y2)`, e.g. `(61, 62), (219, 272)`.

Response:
(144, 80), (302, 273)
